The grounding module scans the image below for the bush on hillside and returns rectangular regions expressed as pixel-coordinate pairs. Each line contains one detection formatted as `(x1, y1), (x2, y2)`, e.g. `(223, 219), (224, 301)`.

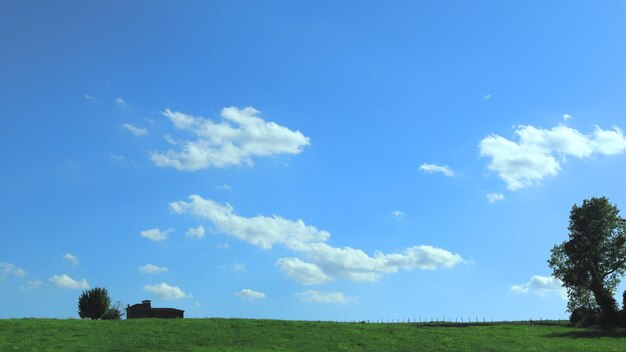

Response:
(78, 287), (111, 320)
(102, 301), (125, 320)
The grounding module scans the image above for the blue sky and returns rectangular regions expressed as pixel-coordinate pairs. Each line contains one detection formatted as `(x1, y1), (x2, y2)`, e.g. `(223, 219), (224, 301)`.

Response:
(2, 1), (626, 321)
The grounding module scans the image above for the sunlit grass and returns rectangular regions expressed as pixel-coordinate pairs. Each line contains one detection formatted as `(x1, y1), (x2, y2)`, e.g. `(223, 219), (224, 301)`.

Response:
(1, 318), (626, 351)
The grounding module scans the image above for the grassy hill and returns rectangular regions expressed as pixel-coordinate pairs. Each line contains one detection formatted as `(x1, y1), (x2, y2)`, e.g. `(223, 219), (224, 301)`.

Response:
(2, 318), (626, 351)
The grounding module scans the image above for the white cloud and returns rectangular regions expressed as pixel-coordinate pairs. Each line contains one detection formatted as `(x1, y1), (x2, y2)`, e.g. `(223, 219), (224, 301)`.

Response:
(217, 184), (232, 191)
(486, 193), (504, 203)
(144, 282), (190, 300)
(83, 94), (97, 102)
(483, 94), (492, 101)
(276, 258), (331, 285)
(235, 289), (266, 299)
(170, 196), (330, 250)
(185, 225), (205, 239)
(0, 262), (27, 281)
(115, 98), (128, 107)
(150, 107), (311, 171)
(171, 196), (464, 284)
(122, 123), (148, 136)
(49, 274), (89, 289)
(222, 262), (246, 272)
(392, 210), (406, 220)
(140, 228), (173, 241)
(21, 280), (43, 291)
(563, 114), (572, 121)
(511, 275), (566, 300)
(63, 253), (79, 265)
(0, 262), (27, 277)
(480, 124), (626, 190)
(419, 163), (455, 177)
(138, 264), (169, 274)
(296, 290), (353, 303)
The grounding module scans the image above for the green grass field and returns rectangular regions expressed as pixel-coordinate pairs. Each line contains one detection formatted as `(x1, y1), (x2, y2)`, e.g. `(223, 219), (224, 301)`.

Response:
(1, 318), (626, 351)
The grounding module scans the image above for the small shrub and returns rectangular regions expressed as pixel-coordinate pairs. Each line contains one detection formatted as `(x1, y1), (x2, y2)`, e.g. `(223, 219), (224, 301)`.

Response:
(102, 301), (125, 320)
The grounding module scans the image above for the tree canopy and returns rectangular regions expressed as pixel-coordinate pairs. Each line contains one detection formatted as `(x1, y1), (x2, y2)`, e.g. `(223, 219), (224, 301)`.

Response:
(78, 287), (111, 320)
(548, 197), (626, 325)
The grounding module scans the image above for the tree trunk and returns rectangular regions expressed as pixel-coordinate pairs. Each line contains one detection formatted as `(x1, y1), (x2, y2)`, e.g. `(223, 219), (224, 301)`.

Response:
(590, 280), (618, 326)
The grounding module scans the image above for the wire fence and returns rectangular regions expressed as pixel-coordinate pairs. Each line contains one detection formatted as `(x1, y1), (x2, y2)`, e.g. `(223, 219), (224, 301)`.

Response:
(328, 318), (568, 326)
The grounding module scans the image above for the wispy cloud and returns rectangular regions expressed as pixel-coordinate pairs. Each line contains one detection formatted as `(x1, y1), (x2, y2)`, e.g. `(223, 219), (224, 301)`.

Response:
(63, 253), (79, 265)
(63, 253), (80, 265)
(20, 280), (43, 291)
(115, 98), (128, 107)
(138, 264), (169, 274)
(419, 163), (455, 177)
(217, 184), (232, 191)
(0, 262), (27, 278)
(140, 228), (174, 241)
(480, 124), (626, 190)
(483, 94), (492, 101)
(83, 94), (97, 102)
(563, 114), (572, 121)
(222, 263), (246, 272)
(392, 210), (406, 220)
(296, 290), (354, 303)
(486, 193), (504, 203)
(122, 123), (148, 136)
(171, 196), (465, 285)
(511, 275), (566, 300)
(235, 289), (266, 299)
(49, 274), (89, 289)
(150, 107), (310, 171)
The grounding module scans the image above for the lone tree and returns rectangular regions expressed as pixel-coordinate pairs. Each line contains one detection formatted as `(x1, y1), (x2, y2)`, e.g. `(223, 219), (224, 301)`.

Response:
(548, 197), (626, 326)
(78, 287), (111, 320)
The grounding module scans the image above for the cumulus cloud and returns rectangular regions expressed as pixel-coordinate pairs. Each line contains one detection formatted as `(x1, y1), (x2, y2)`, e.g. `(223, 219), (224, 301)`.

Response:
(170, 196), (330, 250)
(140, 228), (173, 241)
(171, 195), (464, 284)
(486, 193), (504, 203)
(49, 274), (89, 289)
(563, 114), (572, 121)
(0, 262), (27, 278)
(276, 258), (332, 285)
(296, 290), (353, 303)
(185, 225), (205, 239)
(480, 124), (626, 190)
(63, 253), (79, 265)
(419, 163), (455, 177)
(21, 280), (43, 291)
(122, 123), (148, 136)
(235, 289), (266, 299)
(511, 275), (566, 300)
(144, 282), (190, 300)
(150, 107), (311, 171)
(138, 264), (169, 274)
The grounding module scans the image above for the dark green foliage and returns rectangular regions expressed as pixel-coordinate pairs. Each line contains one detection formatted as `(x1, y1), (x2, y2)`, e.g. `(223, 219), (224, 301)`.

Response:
(78, 287), (111, 320)
(548, 197), (626, 327)
(102, 301), (125, 320)
(569, 307), (598, 327)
